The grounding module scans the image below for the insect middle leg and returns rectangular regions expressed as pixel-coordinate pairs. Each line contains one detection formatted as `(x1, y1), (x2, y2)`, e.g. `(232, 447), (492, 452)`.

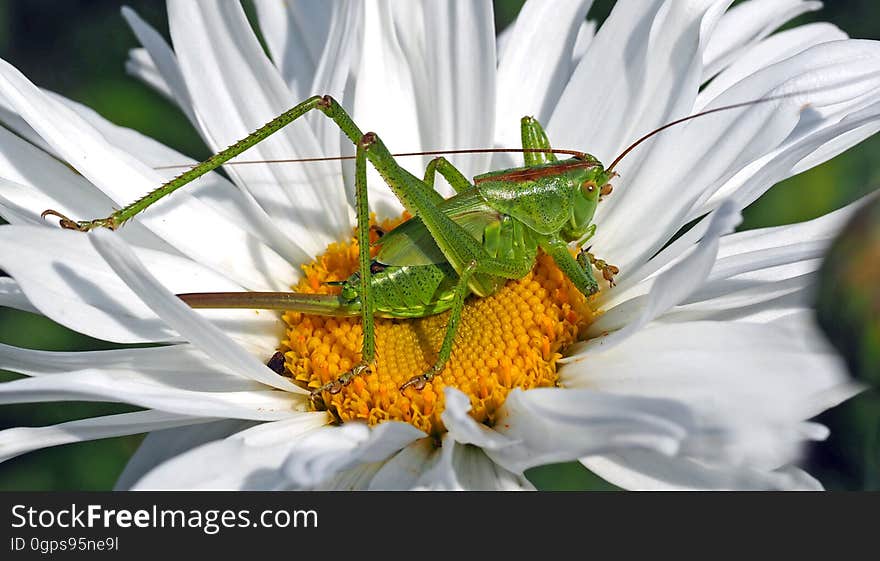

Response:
(423, 157), (471, 194)
(520, 116), (558, 166)
(310, 140), (376, 403)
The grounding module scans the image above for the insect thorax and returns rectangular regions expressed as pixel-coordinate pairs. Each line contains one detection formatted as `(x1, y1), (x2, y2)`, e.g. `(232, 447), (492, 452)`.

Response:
(474, 159), (601, 236)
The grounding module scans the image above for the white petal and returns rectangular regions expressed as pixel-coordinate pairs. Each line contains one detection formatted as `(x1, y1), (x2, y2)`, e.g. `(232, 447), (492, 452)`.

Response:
(0, 57), (295, 291)
(583, 451), (823, 490)
(0, 226), (283, 353)
(719, 196), (857, 258)
(496, 17), (513, 61)
(584, 201), (740, 346)
(699, 101), (880, 217)
(0, 276), (37, 314)
(125, 48), (174, 102)
(0, 344), (303, 420)
(702, 0), (822, 81)
(281, 422), (425, 488)
(131, 414), (329, 490)
(439, 391), (536, 490)
(354, 0), (496, 209)
(0, 342), (230, 377)
(252, 0), (334, 98)
(167, 0), (351, 258)
(0, 227), (174, 343)
(54, 91), (305, 266)
(316, 461), (386, 491)
(604, 218), (837, 329)
(655, 273), (816, 324)
(0, 410), (207, 463)
(416, 0), (496, 182)
(89, 229), (303, 393)
(441, 387), (518, 450)
(309, 1), (364, 159)
(0, 123), (109, 218)
(449, 443), (535, 491)
(606, 191), (859, 306)
(352, 1), (423, 217)
(687, 42), (880, 219)
(564, 318), (855, 467)
(572, 20), (597, 65)
(0, 370), (303, 421)
(361, 438), (437, 490)
(495, 0), (593, 157)
(0, 125), (167, 251)
(591, 40), (880, 274)
(663, 208), (854, 323)
(412, 432), (462, 490)
(790, 113), (880, 175)
(115, 419), (256, 490)
(486, 388), (695, 474)
(0, 99), (56, 156)
(698, 23), (849, 110)
(121, 7), (196, 124)
(316, 434), (464, 491)
(549, 0), (727, 165)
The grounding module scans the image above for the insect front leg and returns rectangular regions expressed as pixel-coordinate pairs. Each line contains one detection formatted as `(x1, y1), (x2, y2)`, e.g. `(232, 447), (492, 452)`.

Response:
(577, 250), (620, 287)
(310, 140), (376, 404)
(423, 157), (471, 194)
(571, 223), (619, 287)
(543, 236), (600, 297)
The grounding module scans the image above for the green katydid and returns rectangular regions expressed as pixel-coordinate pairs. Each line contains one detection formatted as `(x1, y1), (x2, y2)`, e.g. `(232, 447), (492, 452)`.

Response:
(39, 94), (794, 402)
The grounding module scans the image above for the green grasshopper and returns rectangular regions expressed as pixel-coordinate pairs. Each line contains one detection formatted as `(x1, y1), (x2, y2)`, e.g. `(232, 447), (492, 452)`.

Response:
(40, 94), (784, 401)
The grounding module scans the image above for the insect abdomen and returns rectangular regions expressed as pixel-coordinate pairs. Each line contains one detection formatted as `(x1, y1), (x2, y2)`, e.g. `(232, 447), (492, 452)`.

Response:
(340, 262), (460, 318)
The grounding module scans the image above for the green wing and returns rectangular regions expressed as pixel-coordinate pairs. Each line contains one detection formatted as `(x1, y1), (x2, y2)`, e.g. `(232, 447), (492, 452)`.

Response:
(376, 189), (500, 266)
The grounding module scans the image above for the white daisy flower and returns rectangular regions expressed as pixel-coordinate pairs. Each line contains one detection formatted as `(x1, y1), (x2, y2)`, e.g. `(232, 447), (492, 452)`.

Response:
(1, 0), (878, 491)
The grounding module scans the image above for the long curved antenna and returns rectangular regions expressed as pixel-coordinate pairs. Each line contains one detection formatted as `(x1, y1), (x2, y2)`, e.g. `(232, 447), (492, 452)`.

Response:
(154, 148), (589, 170)
(606, 92), (809, 173)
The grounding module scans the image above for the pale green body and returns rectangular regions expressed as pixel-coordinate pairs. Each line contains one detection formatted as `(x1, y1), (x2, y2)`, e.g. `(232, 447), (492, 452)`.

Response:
(45, 95), (612, 395)
(343, 156), (607, 318)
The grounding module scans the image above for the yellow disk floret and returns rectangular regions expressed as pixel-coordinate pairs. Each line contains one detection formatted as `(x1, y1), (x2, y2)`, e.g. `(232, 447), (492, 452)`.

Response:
(282, 218), (596, 435)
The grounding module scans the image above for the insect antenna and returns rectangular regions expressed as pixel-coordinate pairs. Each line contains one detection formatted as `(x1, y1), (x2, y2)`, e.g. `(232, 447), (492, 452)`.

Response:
(606, 91), (814, 173)
(153, 148), (589, 170)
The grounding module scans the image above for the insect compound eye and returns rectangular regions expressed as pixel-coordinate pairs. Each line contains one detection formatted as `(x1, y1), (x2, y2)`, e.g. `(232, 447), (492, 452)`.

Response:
(581, 180), (597, 196)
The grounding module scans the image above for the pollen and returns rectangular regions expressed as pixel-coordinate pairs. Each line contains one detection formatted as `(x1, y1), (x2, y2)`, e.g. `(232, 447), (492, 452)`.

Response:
(281, 217), (597, 436)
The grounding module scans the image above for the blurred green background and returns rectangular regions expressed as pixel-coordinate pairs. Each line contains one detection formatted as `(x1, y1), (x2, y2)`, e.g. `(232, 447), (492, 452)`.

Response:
(0, 0), (877, 491)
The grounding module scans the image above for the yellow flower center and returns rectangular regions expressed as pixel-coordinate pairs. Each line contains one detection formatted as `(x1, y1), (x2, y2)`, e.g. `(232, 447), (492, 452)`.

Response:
(282, 217), (597, 435)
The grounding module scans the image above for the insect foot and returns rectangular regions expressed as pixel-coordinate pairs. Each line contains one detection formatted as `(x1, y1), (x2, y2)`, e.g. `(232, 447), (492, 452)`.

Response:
(400, 372), (432, 392)
(310, 362), (373, 405)
(580, 250), (620, 287)
(40, 209), (118, 232)
(602, 263), (620, 286)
